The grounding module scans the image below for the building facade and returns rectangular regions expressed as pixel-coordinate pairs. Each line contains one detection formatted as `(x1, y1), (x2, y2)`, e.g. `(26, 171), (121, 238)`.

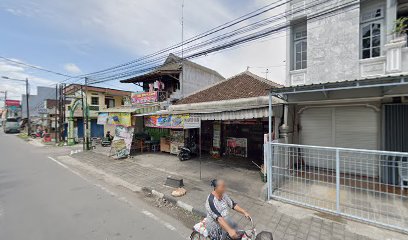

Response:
(64, 85), (132, 144)
(286, 0), (408, 86)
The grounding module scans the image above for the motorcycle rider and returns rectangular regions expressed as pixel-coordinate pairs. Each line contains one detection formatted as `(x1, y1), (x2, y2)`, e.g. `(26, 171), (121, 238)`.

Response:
(205, 179), (251, 239)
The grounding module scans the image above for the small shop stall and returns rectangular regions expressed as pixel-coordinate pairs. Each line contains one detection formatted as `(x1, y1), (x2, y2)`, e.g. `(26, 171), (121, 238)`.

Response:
(144, 114), (201, 155)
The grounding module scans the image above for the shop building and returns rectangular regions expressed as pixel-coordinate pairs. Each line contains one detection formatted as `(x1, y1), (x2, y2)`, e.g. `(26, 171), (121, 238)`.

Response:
(64, 84), (132, 145)
(143, 71), (284, 165)
(112, 53), (224, 157)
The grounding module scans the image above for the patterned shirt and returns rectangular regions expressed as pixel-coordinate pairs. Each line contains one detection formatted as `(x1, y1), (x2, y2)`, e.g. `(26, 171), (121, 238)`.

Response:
(205, 193), (237, 239)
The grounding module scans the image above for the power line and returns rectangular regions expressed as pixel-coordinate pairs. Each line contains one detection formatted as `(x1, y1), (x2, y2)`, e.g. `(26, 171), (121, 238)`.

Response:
(76, 0), (290, 79)
(0, 56), (74, 78)
(88, 0), (357, 84)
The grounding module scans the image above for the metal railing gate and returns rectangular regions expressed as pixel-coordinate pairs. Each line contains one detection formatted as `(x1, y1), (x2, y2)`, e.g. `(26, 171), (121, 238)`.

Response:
(266, 143), (408, 233)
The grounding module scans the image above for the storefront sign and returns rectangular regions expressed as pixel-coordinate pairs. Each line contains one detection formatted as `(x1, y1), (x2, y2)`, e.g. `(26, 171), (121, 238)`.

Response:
(145, 114), (193, 129)
(131, 91), (158, 105)
(183, 116), (201, 129)
(5, 100), (20, 107)
(107, 112), (131, 127)
(97, 113), (109, 125)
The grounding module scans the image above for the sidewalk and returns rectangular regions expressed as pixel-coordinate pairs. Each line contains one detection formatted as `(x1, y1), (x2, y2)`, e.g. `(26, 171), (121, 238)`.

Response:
(57, 150), (406, 240)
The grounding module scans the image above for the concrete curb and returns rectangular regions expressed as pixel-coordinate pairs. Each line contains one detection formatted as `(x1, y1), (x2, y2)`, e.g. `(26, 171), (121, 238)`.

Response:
(141, 187), (206, 218)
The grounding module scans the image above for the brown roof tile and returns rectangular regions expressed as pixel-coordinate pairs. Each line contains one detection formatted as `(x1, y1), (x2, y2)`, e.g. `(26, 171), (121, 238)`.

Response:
(176, 71), (282, 105)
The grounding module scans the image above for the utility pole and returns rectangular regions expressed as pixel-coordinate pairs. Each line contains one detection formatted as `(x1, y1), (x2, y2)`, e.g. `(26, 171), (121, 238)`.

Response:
(25, 78), (30, 135)
(62, 83), (66, 142)
(54, 84), (58, 143)
(84, 77), (90, 150)
(80, 84), (86, 151)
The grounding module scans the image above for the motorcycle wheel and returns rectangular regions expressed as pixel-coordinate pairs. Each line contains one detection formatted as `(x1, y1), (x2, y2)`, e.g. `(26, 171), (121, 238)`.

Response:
(190, 231), (209, 240)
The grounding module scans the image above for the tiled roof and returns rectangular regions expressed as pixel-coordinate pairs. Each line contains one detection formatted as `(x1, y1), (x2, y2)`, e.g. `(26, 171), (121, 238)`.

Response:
(176, 71), (282, 105)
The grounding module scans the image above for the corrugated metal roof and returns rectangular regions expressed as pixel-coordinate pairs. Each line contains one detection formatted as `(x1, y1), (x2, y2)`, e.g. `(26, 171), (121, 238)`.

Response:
(270, 75), (408, 94)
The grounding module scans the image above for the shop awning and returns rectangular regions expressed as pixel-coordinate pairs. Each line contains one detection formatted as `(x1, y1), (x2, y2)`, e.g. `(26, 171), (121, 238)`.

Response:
(100, 105), (161, 115)
(198, 107), (271, 120)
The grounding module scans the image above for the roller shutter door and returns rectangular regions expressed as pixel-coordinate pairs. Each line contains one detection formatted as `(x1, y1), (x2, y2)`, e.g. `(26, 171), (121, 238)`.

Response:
(300, 106), (379, 177)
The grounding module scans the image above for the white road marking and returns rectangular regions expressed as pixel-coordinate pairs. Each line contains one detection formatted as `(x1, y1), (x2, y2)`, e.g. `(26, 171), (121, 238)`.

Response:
(0, 201), (4, 217)
(141, 210), (177, 231)
(47, 156), (178, 233)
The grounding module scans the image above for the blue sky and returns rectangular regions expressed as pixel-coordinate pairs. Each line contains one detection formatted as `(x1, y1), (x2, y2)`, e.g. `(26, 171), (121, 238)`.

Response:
(0, 0), (286, 101)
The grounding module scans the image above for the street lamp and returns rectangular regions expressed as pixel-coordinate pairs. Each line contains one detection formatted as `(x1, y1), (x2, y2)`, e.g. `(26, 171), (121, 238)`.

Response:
(1, 76), (30, 134)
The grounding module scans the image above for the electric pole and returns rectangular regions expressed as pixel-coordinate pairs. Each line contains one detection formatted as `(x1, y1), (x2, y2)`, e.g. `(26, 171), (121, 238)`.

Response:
(55, 84), (58, 143)
(26, 78), (30, 135)
(84, 77), (90, 150)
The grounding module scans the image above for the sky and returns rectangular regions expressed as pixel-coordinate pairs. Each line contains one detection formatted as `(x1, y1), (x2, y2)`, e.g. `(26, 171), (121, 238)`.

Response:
(0, 0), (286, 105)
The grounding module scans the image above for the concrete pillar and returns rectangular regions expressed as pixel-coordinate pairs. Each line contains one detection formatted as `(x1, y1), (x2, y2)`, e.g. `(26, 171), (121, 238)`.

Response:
(67, 117), (75, 145)
(386, 0), (397, 43)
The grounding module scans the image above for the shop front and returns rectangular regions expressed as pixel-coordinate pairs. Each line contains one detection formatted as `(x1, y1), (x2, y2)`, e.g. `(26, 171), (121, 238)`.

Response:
(143, 114), (201, 155)
(196, 113), (273, 166)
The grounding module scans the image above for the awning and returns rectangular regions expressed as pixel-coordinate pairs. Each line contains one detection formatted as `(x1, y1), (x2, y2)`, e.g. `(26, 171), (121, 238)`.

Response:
(100, 105), (161, 114)
(199, 107), (272, 120)
(98, 106), (140, 113)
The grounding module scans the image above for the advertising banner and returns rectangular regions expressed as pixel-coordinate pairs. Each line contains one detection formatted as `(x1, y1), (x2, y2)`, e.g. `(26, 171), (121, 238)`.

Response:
(111, 125), (135, 159)
(97, 113), (109, 125)
(145, 114), (199, 129)
(107, 112), (131, 127)
(5, 100), (20, 107)
(226, 137), (248, 158)
(131, 91), (158, 105)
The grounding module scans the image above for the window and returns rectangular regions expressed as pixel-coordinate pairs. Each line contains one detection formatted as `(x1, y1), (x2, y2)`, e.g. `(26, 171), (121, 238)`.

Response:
(360, 6), (383, 59)
(91, 96), (99, 105)
(106, 98), (115, 108)
(293, 27), (307, 70)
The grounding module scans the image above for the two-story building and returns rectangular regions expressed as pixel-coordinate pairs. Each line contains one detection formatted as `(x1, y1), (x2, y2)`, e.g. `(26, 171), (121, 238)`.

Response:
(278, 0), (408, 151)
(265, 0), (408, 232)
(64, 84), (132, 145)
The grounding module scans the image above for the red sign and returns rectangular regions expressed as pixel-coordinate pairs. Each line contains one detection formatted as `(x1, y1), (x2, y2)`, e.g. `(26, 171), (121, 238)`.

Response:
(5, 100), (20, 107)
(131, 91), (157, 104)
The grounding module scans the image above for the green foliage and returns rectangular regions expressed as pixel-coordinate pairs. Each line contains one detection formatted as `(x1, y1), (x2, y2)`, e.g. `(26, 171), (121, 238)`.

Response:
(393, 17), (408, 35)
(145, 128), (170, 141)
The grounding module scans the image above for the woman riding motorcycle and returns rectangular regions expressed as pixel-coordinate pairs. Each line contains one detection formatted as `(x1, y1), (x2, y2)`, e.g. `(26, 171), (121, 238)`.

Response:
(205, 179), (251, 240)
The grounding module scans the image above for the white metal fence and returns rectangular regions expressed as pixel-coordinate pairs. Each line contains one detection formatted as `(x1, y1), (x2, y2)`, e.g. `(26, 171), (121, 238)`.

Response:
(266, 143), (408, 233)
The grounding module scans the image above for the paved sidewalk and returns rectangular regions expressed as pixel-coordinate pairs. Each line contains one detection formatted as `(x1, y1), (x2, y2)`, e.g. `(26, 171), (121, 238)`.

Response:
(58, 150), (406, 240)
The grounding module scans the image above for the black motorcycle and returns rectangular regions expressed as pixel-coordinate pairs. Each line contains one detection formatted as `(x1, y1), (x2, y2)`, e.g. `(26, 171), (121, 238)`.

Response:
(178, 136), (197, 161)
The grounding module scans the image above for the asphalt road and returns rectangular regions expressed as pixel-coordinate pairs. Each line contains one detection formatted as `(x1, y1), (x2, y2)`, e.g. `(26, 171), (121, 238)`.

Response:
(0, 132), (190, 240)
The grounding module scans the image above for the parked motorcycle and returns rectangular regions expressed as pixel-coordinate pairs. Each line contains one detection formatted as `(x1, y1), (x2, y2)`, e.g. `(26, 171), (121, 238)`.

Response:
(178, 136), (197, 161)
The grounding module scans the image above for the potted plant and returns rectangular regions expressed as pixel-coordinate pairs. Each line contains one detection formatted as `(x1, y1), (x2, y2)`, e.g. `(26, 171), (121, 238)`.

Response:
(392, 17), (408, 43)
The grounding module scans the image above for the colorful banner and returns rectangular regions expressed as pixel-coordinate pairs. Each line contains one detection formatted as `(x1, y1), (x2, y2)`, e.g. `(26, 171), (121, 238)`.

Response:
(107, 112), (131, 127)
(111, 126), (135, 159)
(131, 91), (158, 105)
(145, 114), (197, 129)
(97, 113), (109, 125)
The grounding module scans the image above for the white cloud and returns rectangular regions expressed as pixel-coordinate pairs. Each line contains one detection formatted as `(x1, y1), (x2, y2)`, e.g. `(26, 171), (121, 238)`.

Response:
(64, 63), (82, 74)
(0, 59), (55, 103)
(1, 0), (287, 82)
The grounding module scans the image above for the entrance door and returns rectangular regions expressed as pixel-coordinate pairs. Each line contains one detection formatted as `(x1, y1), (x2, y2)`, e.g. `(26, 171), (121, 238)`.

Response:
(91, 119), (104, 138)
(384, 104), (408, 152)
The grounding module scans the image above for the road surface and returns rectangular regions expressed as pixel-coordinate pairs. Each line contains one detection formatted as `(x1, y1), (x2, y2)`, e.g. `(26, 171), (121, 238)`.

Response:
(0, 132), (190, 240)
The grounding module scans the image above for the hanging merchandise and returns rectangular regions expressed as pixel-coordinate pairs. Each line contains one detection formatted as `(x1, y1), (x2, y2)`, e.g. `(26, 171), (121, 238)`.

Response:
(211, 121), (221, 158)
